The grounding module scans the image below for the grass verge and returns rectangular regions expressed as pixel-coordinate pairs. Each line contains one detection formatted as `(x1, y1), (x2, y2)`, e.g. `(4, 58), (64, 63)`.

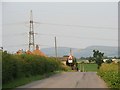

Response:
(2, 71), (61, 89)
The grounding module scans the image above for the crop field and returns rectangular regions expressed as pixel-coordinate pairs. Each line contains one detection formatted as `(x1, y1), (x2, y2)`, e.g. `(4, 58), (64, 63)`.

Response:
(78, 63), (98, 72)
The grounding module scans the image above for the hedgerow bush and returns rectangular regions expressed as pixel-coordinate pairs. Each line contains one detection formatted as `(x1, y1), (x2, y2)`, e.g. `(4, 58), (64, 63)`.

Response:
(98, 63), (119, 88)
(2, 51), (66, 84)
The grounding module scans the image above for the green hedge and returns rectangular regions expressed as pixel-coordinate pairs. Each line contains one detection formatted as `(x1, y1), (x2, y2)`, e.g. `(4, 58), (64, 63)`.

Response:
(97, 63), (119, 88)
(2, 51), (65, 84)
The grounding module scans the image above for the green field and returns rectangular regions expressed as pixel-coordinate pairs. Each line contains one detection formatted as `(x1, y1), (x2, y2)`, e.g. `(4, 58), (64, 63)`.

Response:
(78, 63), (98, 72)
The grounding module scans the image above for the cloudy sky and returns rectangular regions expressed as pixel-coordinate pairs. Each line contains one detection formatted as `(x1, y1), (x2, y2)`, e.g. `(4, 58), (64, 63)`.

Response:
(2, 2), (118, 53)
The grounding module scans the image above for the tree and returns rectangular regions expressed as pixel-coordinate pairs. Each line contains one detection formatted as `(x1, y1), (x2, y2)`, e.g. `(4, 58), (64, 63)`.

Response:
(88, 56), (94, 63)
(106, 59), (112, 63)
(93, 50), (104, 69)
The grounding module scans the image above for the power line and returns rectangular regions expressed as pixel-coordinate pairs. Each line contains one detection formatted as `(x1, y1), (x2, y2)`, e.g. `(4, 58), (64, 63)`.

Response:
(3, 33), (27, 37)
(3, 44), (28, 48)
(39, 22), (118, 30)
(4, 32), (118, 42)
(36, 33), (118, 42)
(4, 21), (118, 30)
(4, 43), (118, 54)
(3, 44), (53, 48)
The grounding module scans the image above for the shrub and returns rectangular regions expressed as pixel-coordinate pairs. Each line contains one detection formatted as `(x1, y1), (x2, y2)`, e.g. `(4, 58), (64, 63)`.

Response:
(2, 52), (65, 84)
(98, 63), (119, 88)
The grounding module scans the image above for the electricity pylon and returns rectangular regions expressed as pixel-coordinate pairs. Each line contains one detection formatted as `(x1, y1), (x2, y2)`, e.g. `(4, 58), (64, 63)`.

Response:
(29, 10), (35, 51)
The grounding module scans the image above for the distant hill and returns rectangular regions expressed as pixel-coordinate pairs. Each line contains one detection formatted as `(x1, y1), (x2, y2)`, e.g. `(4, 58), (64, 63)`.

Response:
(41, 47), (75, 57)
(41, 46), (118, 58)
(74, 46), (118, 58)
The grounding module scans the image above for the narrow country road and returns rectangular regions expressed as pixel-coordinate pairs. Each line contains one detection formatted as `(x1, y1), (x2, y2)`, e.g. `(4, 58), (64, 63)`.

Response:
(18, 72), (108, 88)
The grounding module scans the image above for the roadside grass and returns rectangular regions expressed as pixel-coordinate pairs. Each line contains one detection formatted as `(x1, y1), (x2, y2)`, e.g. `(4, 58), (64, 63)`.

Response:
(78, 63), (98, 72)
(2, 71), (61, 89)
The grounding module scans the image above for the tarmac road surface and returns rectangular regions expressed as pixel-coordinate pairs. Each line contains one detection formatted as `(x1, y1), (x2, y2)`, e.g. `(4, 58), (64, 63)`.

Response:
(18, 72), (108, 88)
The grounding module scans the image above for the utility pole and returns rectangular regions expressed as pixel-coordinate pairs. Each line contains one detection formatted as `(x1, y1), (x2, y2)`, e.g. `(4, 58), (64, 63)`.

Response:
(70, 48), (72, 56)
(69, 48), (72, 68)
(55, 36), (57, 60)
(29, 10), (35, 51)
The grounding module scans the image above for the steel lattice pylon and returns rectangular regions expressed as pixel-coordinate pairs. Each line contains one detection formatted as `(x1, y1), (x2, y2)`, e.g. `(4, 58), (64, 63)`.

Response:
(29, 10), (35, 51)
